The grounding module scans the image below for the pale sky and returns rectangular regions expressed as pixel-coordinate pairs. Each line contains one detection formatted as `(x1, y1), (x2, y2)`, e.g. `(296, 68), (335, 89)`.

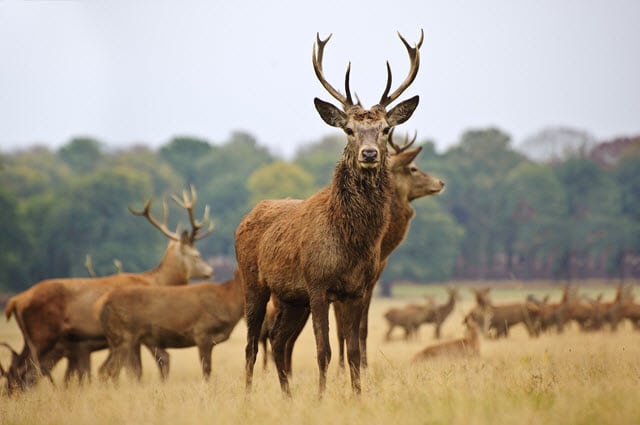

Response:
(1, 0), (639, 158)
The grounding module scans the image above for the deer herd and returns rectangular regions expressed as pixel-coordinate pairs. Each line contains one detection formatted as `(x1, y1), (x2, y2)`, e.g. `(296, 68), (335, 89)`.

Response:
(1, 30), (637, 399)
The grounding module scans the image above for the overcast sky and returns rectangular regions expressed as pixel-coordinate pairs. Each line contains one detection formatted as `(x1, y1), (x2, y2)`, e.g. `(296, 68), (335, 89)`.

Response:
(1, 1), (639, 158)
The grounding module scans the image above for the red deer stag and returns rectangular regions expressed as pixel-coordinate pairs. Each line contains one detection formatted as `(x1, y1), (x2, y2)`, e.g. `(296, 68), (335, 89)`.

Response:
(96, 270), (244, 381)
(235, 30), (423, 396)
(334, 130), (444, 367)
(2, 186), (213, 393)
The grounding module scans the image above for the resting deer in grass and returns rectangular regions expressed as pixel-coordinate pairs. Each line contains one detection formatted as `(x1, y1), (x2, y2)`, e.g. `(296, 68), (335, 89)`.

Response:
(2, 186), (213, 393)
(96, 269), (244, 382)
(236, 30), (424, 397)
(412, 319), (480, 362)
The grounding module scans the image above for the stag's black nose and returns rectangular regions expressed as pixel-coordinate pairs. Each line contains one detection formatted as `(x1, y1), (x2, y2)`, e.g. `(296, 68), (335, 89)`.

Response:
(361, 149), (378, 162)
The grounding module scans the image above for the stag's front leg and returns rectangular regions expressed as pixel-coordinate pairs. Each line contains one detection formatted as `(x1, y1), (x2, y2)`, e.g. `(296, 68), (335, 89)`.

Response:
(309, 295), (331, 397)
(358, 288), (374, 369)
(343, 298), (365, 394)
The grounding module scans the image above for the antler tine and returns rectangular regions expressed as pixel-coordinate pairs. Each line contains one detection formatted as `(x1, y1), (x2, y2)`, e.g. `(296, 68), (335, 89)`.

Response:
(313, 32), (353, 108)
(129, 198), (180, 241)
(388, 129), (417, 154)
(379, 29), (424, 107)
(171, 185), (214, 242)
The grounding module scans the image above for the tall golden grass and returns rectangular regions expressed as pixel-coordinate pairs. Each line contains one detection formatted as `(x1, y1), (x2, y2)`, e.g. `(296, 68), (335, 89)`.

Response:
(1, 284), (639, 425)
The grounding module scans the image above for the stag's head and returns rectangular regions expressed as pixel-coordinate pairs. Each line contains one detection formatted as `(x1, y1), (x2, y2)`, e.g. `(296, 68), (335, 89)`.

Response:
(388, 130), (445, 200)
(129, 185), (214, 280)
(312, 30), (423, 172)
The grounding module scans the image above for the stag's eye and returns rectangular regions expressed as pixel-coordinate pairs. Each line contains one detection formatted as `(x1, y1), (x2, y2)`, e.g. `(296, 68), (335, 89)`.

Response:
(410, 166), (418, 173)
(382, 127), (391, 135)
(345, 127), (354, 136)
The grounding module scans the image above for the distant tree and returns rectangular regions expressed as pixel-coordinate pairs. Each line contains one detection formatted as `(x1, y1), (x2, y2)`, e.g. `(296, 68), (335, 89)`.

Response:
(293, 134), (343, 188)
(0, 190), (30, 292)
(440, 128), (525, 279)
(0, 146), (72, 199)
(159, 136), (213, 184)
(518, 126), (597, 163)
(58, 137), (104, 174)
(34, 166), (159, 279)
(383, 200), (464, 283)
(247, 161), (315, 205)
(193, 132), (275, 262)
(502, 162), (569, 279)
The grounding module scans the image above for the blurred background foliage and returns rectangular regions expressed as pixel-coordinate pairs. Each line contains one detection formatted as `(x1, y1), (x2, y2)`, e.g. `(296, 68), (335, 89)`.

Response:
(1, 127), (639, 293)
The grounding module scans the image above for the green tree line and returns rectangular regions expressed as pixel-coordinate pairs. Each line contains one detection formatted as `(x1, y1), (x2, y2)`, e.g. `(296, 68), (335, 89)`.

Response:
(1, 128), (639, 293)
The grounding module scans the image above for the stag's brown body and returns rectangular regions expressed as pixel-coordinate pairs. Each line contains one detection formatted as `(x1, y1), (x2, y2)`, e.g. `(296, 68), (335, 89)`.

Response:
(236, 31), (423, 397)
(1, 188), (213, 393)
(96, 270), (243, 381)
(412, 322), (479, 362)
(334, 139), (444, 367)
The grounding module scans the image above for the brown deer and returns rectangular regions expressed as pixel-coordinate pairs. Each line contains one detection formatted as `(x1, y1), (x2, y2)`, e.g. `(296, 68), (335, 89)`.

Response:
(383, 296), (436, 341)
(464, 288), (540, 338)
(2, 186), (213, 393)
(235, 30), (423, 396)
(260, 133), (445, 371)
(334, 131), (444, 367)
(419, 287), (460, 339)
(96, 269), (244, 381)
(412, 320), (480, 362)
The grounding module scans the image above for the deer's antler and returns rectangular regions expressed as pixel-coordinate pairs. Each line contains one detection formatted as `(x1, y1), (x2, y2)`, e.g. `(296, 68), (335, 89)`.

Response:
(312, 33), (354, 109)
(171, 185), (215, 242)
(388, 129), (417, 154)
(130, 185), (214, 243)
(379, 29), (424, 107)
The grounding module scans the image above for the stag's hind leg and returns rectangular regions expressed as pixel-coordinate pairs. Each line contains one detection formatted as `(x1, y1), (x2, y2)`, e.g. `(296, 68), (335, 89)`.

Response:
(309, 295), (332, 397)
(244, 286), (270, 392)
(270, 301), (310, 387)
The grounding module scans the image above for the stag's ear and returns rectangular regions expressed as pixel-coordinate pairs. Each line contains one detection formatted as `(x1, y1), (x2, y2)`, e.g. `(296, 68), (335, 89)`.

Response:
(314, 98), (348, 128)
(387, 95), (419, 127)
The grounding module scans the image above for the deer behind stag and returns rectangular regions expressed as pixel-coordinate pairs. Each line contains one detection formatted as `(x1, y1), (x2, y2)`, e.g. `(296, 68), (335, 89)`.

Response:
(235, 30), (424, 397)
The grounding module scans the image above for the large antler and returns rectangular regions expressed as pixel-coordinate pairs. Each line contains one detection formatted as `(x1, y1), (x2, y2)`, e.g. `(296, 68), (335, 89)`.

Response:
(312, 33), (354, 108)
(129, 185), (214, 243)
(388, 128), (417, 154)
(379, 29), (424, 107)
(171, 185), (215, 242)
(129, 197), (180, 241)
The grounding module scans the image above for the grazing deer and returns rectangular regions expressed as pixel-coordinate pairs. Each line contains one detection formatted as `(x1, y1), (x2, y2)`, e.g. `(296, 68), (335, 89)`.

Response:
(235, 30), (424, 396)
(96, 270), (244, 381)
(2, 186), (213, 393)
(412, 320), (480, 362)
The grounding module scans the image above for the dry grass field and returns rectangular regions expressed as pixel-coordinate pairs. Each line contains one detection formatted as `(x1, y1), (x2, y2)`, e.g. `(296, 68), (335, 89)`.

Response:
(1, 283), (639, 425)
